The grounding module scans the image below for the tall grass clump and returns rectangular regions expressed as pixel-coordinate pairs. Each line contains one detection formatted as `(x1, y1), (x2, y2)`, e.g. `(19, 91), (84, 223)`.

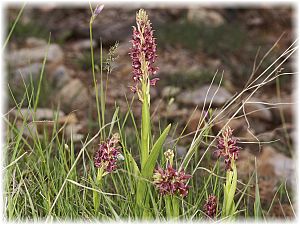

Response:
(3, 5), (296, 222)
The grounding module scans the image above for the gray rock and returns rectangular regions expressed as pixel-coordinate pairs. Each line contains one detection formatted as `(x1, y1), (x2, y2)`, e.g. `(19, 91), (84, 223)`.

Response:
(162, 86), (181, 98)
(269, 96), (293, 123)
(75, 21), (133, 46)
(244, 97), (273, 122)
(176, 145), (187, 157)
(71, 39), (96, 51)
(257, 131), (275, 142)
(25, 37), (47, 48)
(56, 79), (89, 112)
(116, 40), (131, 57)
(50, 65), (72, 89)
(65, 123), (84, 142)
(178, 85), (232, 107)
(12, 63), (43, 86)
(258, 146), (295, 188)
(187, 8), (224, 27)
(10, 108), (65, 121)
(6, 44), (64, 67)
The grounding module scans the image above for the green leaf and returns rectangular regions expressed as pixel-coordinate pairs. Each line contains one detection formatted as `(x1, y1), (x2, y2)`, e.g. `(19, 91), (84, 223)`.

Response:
(108, 106), (119, 137)
(226, 162), (237, 218)
(136, 124), (171, 211)
(141, 124), (171, 177)
(124, 149), (140, 176)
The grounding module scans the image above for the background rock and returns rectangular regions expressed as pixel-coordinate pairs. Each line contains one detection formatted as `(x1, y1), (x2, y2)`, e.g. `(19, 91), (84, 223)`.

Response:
(56, 78), (90, 112)
(178, 85), (232, 107)
(6, 44), (64, 67)
(187, 8), (224, 27)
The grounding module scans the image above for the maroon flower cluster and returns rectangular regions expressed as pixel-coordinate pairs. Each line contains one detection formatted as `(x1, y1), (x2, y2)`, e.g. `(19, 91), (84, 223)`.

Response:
(214, 126), (240, 171)
(153, 165), (191, 197)
(203, 195), (218, 218)
(129, 9), (159, 93)
(94, 134), (122, 173)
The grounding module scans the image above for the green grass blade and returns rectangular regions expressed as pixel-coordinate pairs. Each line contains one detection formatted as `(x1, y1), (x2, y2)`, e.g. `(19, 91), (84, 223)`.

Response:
(254, 158), (262, 220)
(3, 3), (26, 50)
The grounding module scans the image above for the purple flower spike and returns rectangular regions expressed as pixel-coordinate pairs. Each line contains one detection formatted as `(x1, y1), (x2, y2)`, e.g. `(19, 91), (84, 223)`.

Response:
(214, 126), (241, 171)
(153, 165), (191, 197)
(129, 9), (159, 95)
(93, 4), (104, 16)
(94, 133), (122, 173)
(150, 78), (160, 86)
(203, 195), (218, 218)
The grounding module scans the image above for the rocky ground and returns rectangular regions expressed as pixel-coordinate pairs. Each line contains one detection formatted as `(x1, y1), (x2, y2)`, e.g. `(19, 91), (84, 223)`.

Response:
(5, 5), (295, 217)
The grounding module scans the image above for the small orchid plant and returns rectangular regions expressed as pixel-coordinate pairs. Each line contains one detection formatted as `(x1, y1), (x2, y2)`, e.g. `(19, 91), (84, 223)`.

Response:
(90, 7), (243, 221)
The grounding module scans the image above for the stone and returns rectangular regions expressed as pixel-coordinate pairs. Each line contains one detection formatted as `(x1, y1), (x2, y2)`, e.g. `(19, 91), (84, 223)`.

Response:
(246, 118), (269, 134)
(176, 145), (187, 157)
(256, 131), (275, 142)
(187, 8), (224, 27)
(116, 40), (131, 57)
(186, 110), (207, 133)
(6, 44), (64, 67)
(257, 146), (295, 188)
(236, 149), (255, 179)
(236, 146), (295, 203)
(74, 20), (133, 46)
(25, 37), (47, 48)
(212, 117), (247, 134)
(269, 96), (293, 123)
(177, 85), (232, 107)
(71, 39), (96, 51)
(161, 86), (181, 98)
(150, 87), (158, 100)
(56, 79), (89, 112)
(10, 108), (65, 121)
(12, 63), (43, 86)
(9, 108), (84, 142)
(50, 65), (72, 89)
(65, 123), (84, 142)
(244, 97), (273, 122)
(161, 103), (188, 120)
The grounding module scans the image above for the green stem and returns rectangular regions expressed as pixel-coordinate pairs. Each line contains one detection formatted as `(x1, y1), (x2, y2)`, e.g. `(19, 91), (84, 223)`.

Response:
(172, 196), (179, 219)
(222, 160), (237, 220)
(89, 20), (103, 139)
(165, 195), (172, 220)
(93, 168), (104, 213)
(141, 81), (150, 169)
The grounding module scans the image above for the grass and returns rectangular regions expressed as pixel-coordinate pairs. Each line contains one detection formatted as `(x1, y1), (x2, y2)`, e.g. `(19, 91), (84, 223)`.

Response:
(157, 20), (246, 55)
(161, 70), (223, 90)
(7, 19), (49, 44)
(3, 5), (296, 222)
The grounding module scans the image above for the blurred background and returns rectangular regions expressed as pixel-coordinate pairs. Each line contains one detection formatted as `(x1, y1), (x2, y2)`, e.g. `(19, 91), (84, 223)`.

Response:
(5, 4), (296, 218)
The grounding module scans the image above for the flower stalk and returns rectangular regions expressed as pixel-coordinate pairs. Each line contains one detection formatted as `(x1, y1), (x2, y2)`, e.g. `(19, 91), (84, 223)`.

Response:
(129, 9), (159, 169)
(214, 126), (240, 219)
(92, 133), (122, 212)
(153, 150), (191, 219)
(89, 5), (104, 139)
(222, 161), (237, 219)
(130, 9), (162, 218)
